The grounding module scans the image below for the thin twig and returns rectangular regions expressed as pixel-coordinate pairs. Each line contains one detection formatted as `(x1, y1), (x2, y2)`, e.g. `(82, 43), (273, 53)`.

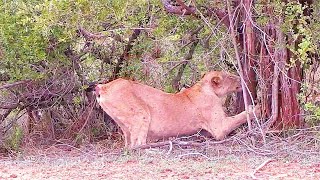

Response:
(51, 140), (95, 157)
(134, 138), (230, 150)
(78, 101), (95, 134)
(166, 141), (173, 155)
(178, 152), (211, 160)
(251, 159), (275, 179)
(0, 80), (32, 90)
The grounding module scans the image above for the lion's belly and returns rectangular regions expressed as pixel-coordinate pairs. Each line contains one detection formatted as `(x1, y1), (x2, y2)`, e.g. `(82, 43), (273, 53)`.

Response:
(146, 106), (203, 140)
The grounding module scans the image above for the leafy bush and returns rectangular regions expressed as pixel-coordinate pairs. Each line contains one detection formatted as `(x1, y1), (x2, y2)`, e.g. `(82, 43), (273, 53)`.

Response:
(304, 102), (320, 126)
(6, 126), (23, 152)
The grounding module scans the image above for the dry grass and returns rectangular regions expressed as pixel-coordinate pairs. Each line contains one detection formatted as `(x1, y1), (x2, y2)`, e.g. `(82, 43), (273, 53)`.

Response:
(0, 126), (319, 179)
(0, 150), (319, 179)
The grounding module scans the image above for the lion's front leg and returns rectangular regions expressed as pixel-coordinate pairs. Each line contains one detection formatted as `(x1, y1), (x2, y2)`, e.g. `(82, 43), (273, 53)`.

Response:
(215, 105), (260, 140)
(128, 109), (151, 149)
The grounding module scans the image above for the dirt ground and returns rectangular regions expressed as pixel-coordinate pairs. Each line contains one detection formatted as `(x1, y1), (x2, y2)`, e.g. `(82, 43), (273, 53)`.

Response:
(0, 142), (319, 180)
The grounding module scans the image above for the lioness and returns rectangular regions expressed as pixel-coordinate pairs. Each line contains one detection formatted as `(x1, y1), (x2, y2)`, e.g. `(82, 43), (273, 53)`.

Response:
(95, 71), (260, 148)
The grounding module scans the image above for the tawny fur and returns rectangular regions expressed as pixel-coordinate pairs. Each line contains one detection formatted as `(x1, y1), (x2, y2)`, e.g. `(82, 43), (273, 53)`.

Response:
(95, 71), (260, 148)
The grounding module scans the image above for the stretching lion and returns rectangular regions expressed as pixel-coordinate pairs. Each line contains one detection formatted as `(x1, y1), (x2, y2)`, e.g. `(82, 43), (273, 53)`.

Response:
(95, 71), (260, 148)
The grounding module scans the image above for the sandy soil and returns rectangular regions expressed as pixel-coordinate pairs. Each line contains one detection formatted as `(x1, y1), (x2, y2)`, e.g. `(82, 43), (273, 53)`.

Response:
(0, 145), (319, 180)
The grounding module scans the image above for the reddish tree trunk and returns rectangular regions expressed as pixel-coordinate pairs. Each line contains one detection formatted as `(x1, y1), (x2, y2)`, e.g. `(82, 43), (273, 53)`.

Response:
(243, 0), (257, 102)
(289, 64), (302, 126)
(235, 0), (257, 112)
(264, 16), (303, 129)
(259, 33), (273, 119)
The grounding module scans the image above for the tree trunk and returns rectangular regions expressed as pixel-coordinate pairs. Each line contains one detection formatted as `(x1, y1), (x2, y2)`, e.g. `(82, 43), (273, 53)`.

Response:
(235, 0), (257, 113)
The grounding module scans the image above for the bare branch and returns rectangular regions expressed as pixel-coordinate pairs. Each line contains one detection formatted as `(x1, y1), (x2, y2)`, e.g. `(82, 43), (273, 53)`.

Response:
(0, 80), (32, 90)
(77, 27), (106, 40)
(212, 9), (230, 27)
(0, 102), (20, 110)
(0, 73), (10, 81)
(226, 0), (252, 131)
(134, 139), (229, 150)
(172, 25), (203, 91)
(113, 27), (142, 78)
(161, 0), (196, 15)
(0, 109), (12, 123)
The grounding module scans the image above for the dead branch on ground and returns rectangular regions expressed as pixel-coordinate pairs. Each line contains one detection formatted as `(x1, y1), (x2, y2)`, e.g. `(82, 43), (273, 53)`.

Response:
(251, 159), (275, 179)
(134, 139), (230, 150)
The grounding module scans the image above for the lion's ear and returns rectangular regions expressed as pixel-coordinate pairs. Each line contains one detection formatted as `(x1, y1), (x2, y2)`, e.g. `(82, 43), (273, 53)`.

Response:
(211, 76), (222, 86)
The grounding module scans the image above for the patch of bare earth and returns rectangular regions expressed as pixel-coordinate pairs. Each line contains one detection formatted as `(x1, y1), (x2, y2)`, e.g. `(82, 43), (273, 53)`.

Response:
(0, 128), (319, 179)
(0, 151), (319, 179)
